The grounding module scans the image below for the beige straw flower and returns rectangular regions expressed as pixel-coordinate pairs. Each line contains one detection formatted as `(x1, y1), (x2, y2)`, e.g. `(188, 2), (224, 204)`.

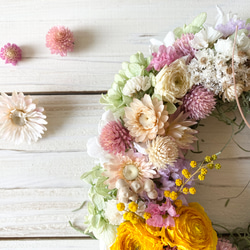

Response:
(124, 94), (169, 143)
(165, 110), (197, 150)
(0, 92), (47, 144)
(146, 136), (179, 169)
(222, 83), (244, 102)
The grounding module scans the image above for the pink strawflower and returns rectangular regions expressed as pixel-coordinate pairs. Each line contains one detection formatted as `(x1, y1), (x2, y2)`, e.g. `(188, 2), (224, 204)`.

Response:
(182, 85), (216, 120)
(0, 43), (22, 66)
(46, 26), (74, 56)
(216, 238), (237, 250)
(147, 45), (183, 71)
(145, 199), (178, 228)
(173, 33), (195, 63)
(99, 120), (133, 155)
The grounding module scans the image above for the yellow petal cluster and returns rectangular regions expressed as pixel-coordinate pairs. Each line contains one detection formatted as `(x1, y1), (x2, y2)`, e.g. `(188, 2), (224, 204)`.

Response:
(161, 202), (218, 250)
(110, 221), (164, 250)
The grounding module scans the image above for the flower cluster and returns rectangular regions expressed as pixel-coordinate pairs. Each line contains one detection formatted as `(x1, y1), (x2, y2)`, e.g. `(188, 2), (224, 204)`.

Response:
(80, 7), (249, 250)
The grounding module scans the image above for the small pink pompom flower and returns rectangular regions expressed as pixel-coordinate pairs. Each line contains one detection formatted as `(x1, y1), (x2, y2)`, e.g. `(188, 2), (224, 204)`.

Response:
(99, 120), (133, 155)
(0, 43), (22, 66)
(46, 26), (74, 56)
(182, 85), (216, 120)
(216, 238), (237, 250)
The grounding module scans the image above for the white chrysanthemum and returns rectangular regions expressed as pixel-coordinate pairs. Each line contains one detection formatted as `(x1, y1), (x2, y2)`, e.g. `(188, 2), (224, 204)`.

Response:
(104, 200), (125, 225)
(0, 92), (47, 144)
(122, 76), (151, 97)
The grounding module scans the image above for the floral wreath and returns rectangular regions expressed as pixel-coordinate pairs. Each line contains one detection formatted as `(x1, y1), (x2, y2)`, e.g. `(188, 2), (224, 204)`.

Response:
(72, 7), (250, 250)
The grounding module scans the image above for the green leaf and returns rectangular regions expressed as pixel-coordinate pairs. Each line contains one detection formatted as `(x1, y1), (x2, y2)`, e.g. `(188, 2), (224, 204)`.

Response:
(126, 63), (143, 78)
(246, 18), (250, 24)
(225, 199), (230, 207)
(88, 202), (95, 214)
(190, 12), (207, 28)
(183, 25), (201, 35)
(92, 193), (105, 210)
(166, 102), (177, 114)
(173, 27), (184, 38)
(91, 214), (101, 228)
(130, 52), (146, 66)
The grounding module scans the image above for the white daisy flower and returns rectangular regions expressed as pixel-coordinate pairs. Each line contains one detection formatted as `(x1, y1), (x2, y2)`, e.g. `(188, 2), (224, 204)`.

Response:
(0, 91), (47, 144)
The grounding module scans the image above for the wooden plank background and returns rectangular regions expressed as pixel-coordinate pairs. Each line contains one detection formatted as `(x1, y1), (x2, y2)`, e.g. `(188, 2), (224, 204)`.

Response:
(0, 0), (250, 249)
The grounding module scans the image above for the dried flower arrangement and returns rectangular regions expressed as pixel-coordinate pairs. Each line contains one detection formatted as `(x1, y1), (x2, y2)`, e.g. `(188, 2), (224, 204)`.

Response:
(73, 7), (250, 250)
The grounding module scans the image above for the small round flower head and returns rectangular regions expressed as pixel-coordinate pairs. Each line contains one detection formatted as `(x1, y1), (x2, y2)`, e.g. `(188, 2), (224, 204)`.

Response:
(46, 26), (74, 56)
(99, 120), (133, 155)
(0, 43), (22, 66)
(182, 85), (216, 120)
(216, 238), (237, 250)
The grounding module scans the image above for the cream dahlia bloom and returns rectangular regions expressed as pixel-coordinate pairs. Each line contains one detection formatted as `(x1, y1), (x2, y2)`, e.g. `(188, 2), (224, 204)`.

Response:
(124, 94), (168, 143)
(155, 58), (193, 103)
(146, 136), (178, 169)
(0, 92), (47, 144)
(166, 110), (197, 150)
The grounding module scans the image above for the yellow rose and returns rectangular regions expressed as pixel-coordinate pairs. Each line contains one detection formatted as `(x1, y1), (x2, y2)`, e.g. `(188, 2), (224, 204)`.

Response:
(155, 58), (193, 103)
(110, 221), (164, 250)
(161, 202), (218, 250)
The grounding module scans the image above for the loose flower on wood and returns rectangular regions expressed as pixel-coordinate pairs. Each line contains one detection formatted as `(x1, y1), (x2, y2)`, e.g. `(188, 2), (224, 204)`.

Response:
(0, 92), (47, 144)
(0, 43), (22, 65)
(46, 26), (74, 56)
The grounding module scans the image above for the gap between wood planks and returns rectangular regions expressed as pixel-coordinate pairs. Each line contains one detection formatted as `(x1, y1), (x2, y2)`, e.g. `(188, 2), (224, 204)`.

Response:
(3, 91), (107, 96)
(0, 237), (93, 241)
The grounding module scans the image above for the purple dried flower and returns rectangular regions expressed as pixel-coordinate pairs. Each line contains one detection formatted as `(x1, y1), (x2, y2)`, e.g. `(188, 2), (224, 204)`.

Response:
(182, 85), (216, 120)
(0, 43), (22, 66)
(158, 158), (193, 192)
(216, 18), (250, 37)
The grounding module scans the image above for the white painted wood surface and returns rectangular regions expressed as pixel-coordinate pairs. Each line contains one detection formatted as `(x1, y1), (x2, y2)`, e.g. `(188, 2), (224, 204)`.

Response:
(0, 0), (250, 249)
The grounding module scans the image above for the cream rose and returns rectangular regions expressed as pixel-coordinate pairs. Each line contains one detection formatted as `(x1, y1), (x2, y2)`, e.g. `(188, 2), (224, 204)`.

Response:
(155, 58), (193, 103)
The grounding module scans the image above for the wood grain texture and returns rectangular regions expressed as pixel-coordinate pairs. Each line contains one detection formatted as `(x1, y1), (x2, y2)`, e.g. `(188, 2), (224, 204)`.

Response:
(1, 0), (250, 248)
(0, 0), (250, 92)
(1, 239), (100, 249)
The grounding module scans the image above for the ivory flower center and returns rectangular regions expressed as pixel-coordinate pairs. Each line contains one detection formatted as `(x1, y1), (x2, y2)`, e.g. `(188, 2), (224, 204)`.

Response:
(11, 110), (27, 126)
(139, 113), (154, 129)
(123, 164), (139, 181)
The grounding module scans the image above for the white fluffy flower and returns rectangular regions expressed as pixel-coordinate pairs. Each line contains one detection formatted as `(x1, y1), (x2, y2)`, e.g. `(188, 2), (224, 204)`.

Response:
(104, 200), (125, 225)
(190, 25), (222, 49)
(214, 38), (235, 59)
(122, 76), (151, 97)
(0, 92), (47, 144)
